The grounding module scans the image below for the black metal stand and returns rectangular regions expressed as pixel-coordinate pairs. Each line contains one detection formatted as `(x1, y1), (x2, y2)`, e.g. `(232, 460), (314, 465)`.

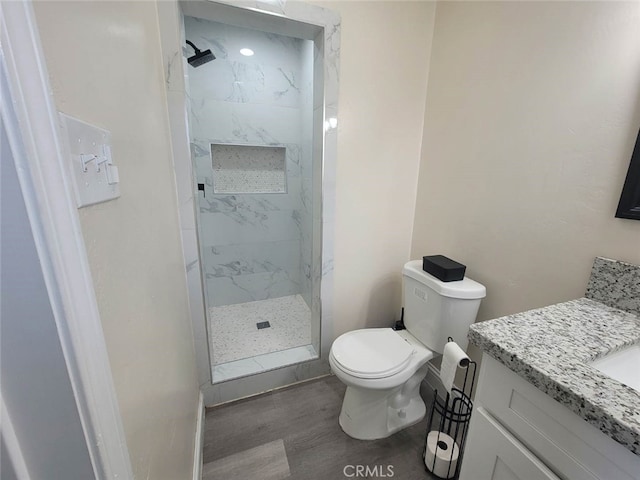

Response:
(423, 340), (477, 479)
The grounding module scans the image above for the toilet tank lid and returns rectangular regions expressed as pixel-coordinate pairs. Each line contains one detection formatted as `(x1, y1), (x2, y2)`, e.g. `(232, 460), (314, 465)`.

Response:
(403, 260), (486, 299)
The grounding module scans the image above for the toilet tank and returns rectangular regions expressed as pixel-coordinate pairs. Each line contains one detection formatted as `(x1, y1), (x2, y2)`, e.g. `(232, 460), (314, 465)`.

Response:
(402, 260), (486, 353)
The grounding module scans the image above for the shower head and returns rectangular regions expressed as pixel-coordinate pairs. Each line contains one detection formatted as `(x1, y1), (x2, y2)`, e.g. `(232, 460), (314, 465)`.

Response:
(186, 40), (215, 68)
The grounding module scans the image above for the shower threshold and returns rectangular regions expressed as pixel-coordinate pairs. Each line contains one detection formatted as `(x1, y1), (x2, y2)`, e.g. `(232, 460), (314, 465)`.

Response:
(211, 344), (318, 383)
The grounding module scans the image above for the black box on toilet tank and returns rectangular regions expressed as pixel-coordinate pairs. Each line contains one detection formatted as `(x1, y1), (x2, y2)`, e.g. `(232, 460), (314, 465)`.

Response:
(422, 255), (466, 282)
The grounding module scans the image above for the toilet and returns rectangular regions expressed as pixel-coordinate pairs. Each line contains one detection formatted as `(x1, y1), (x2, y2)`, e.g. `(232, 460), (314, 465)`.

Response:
(329, 260), (486, 440)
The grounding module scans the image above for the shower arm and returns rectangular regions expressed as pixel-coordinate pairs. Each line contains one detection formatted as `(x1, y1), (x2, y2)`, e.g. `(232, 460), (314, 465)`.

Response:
(186, 40), (201, 54)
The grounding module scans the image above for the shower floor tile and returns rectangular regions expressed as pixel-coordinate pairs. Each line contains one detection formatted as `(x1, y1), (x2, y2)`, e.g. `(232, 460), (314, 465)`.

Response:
(209, 294), (311, 365)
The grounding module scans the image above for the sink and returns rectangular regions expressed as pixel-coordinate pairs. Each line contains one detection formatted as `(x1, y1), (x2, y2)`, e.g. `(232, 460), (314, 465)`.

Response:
(590, 345), (640, 393)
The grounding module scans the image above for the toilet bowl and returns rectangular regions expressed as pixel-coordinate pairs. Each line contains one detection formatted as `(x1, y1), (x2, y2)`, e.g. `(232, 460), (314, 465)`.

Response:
(329, 328), (434, 440)
(330, 260), (486, 440)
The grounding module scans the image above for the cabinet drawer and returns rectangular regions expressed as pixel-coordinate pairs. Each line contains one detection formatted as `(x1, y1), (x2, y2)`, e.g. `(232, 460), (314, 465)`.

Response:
(476, 355), (639, 480)
(460, 407), (561, 480)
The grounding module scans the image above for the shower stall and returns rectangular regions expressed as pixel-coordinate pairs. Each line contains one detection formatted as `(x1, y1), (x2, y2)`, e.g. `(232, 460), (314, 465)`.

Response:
(157, 0), (339, 399)
(184, 16), (318, 381)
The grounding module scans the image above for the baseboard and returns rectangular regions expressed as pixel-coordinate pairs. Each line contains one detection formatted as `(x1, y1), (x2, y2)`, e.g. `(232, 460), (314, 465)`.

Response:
(193, 391), (205, 480)
(1, 399), (32, 480)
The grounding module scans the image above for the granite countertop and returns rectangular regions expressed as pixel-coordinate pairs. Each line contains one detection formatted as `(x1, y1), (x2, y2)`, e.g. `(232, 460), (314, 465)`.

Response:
(468, 257), (640, 456)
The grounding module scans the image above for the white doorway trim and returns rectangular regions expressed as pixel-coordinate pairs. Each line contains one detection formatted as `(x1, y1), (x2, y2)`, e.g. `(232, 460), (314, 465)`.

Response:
(1, 2), (133, 478)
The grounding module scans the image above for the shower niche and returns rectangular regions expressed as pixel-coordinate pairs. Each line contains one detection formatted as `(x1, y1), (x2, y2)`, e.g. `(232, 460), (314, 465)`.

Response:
(210, 144), (287, 194)
(159, 0), (339, 394)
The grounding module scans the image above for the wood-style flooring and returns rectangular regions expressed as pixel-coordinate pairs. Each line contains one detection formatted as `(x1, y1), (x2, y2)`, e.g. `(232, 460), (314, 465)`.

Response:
(202, 375), (439, 479)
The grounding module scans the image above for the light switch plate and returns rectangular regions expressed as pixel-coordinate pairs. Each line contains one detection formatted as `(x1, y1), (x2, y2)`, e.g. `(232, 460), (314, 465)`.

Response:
(58, 113), (120, 208)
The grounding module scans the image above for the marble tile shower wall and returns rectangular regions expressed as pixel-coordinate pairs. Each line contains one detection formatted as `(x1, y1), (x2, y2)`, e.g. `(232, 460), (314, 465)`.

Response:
(185, 17), (314, 308)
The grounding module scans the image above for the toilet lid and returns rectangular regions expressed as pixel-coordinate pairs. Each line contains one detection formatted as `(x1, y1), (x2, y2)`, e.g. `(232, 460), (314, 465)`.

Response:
(331, 329), (415, 379)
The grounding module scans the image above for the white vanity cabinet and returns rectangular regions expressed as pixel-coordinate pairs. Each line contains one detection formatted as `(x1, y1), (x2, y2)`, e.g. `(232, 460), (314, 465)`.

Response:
(459, 355), (640, 480)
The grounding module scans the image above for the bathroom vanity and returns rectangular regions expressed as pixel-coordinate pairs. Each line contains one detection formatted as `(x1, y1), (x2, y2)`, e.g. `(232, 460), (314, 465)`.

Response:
(459, 257), (640, 480)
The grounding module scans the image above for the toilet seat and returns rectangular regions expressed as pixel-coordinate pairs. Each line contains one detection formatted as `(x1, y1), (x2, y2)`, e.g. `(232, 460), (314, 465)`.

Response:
(331, 329), (415, 379)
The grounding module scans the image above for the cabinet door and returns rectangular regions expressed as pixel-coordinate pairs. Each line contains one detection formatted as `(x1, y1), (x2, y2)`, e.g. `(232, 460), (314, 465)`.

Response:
(459, 408), (561, 480)
(476, 355), (637, 480)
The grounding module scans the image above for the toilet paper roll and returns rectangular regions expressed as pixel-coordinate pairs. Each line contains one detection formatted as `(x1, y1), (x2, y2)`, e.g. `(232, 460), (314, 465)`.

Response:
(439, 341), (470, 393)
(424, 431), (459, 479)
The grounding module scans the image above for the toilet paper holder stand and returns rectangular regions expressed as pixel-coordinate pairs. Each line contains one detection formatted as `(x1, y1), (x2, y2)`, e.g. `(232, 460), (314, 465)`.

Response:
(423, 338), (477, 479)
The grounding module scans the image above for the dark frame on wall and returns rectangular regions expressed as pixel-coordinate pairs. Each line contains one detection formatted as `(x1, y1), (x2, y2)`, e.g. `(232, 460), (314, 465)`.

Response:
(615, 129), (640, 220)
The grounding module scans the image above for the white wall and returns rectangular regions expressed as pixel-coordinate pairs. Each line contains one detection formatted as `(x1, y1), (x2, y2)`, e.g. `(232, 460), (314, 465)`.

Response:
(312, 1), (437, 336)
(32, 2), (200, 478)
(411, 1), (640, 351)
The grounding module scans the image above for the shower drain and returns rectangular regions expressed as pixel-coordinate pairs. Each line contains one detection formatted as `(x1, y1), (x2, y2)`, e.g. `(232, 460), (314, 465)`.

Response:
(256, 321), (271, 330)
